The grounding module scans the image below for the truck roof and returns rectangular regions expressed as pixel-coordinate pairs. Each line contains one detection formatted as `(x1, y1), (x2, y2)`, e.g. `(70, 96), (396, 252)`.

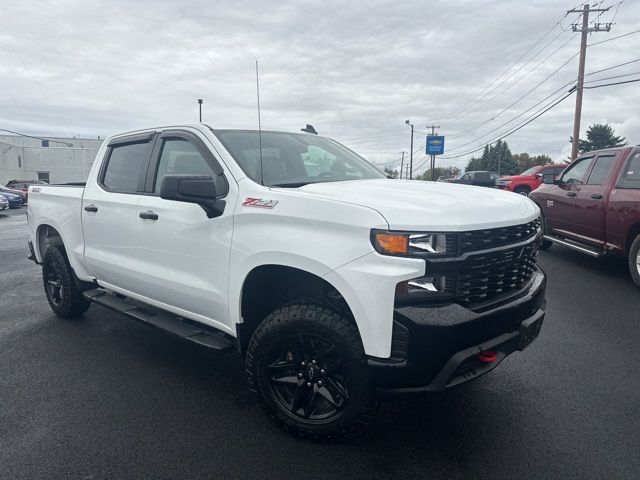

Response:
(106, 123), (319, 141)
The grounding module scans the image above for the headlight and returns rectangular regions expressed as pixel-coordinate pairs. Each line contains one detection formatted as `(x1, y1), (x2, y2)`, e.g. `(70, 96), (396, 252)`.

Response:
(395, 275), (455, 303)
(371, 230), (453, 257)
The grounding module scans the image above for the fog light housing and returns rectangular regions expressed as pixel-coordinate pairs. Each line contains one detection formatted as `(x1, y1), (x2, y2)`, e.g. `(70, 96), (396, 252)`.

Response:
(395, 275), (454, 303)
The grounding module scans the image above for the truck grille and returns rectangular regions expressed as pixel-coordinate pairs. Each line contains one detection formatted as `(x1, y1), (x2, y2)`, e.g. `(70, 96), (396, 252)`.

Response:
(458, 219), (541, 254)
(456, 241), (538, 305)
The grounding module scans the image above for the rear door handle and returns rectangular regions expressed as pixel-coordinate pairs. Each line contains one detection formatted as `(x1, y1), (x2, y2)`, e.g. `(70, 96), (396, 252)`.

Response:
(566, 191), (577, 197)
(139, 211), (159, 220)
(84, 204), (98, 212)
(591, 194), (603, 199)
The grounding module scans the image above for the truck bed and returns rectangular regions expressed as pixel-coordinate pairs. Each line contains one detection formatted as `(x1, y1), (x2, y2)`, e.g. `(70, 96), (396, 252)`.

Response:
(27, 184), (88, 280)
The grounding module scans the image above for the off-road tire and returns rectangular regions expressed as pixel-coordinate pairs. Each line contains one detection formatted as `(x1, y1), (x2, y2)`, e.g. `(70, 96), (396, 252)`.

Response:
(42, 246), (91, 318)
(628, 234), (640, 287)
(246, 302), (378, 441)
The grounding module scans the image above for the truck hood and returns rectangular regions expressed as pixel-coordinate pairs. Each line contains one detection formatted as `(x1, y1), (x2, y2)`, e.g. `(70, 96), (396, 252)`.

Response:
(296, 179), (539, 231)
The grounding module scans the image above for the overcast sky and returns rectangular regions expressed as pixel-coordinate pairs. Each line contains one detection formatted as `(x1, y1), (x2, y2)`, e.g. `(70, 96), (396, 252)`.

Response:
(1, 0), (638, 174)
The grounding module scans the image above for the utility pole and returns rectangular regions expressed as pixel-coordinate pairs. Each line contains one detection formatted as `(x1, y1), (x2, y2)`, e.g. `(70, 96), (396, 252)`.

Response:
(567, 4), (611, 160)
(198, 98), (203, 122)
(399, 150), (405, 179)
(426, 124), (440, 180)
(405, 120), (414, 179)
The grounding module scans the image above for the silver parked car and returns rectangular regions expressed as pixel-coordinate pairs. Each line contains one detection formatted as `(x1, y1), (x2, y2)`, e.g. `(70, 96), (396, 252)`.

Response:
(0, 195), (9, 211)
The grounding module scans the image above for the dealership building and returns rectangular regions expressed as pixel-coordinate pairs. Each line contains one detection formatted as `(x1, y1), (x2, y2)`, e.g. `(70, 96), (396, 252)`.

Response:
(0, 134), (103, 185)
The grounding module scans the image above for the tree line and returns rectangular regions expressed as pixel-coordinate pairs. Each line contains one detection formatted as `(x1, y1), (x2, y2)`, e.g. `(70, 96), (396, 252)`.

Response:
(383, 123), (628, 179)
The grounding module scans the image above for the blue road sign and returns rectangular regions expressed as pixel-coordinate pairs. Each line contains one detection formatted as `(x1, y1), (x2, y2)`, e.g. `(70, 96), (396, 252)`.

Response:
(426, 135), (445, 155)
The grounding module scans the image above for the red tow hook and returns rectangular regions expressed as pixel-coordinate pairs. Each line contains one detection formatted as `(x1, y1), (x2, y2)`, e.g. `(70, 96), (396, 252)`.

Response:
(478, 351), (497, 363)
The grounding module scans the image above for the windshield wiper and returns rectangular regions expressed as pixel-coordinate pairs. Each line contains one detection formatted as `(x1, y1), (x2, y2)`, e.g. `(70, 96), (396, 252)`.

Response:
(270, 182), (311, 188)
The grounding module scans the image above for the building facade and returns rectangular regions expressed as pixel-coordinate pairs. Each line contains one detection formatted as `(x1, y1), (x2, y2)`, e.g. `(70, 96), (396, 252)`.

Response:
(0, 135), (103, 185)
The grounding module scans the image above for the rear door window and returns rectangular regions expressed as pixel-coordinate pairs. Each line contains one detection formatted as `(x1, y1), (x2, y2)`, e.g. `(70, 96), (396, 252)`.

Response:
(586, 155), (616, 185)
(101, 141), (151, 193)
(620, 151), (640, 189)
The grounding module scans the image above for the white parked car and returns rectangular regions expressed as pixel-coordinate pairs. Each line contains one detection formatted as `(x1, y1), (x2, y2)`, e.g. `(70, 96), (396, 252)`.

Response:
(0, 195), (8, 210)
(27, 124), (546, 440)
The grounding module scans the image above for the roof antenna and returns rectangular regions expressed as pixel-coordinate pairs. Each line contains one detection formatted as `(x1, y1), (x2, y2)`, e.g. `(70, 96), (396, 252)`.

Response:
(256, 60), (264, 186)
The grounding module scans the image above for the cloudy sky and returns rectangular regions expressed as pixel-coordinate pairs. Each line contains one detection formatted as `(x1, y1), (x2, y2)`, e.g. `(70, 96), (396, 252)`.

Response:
(1, 0), (638, 174)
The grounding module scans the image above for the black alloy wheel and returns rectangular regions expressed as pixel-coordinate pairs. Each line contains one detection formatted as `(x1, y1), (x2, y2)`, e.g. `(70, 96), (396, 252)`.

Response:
(246, 302), (378, 440)
(44, 260), (64, 307)
(42, 246), (91, 318)
(267, 332), (350, 422)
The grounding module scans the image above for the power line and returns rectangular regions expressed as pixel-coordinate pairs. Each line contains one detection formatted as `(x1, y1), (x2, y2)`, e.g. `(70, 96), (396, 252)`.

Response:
(443, 56), (640, 156)
(588, 27), (640, 46)
(0, 128), (74, 146)
(442, 15), (568, 121)
(583, 70), (640, 84)
(447, 44), (579, 141)
(439, 91), (575, 160)
(445, 51), (579, 149)
(444, 83), (575, 154)
(584, 77), (640, 89)
(450, 29), (575, 122)
(587, 57), (640, 76)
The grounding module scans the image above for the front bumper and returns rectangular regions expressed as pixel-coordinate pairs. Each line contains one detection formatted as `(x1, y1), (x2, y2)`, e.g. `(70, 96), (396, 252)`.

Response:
(369, 268), (546, 399)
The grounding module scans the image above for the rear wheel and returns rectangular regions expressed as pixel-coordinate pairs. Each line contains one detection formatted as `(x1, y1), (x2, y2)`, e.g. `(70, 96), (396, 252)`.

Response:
(42, 246), (91, 318)
(246, 302), (378, 441)
(628, 234), (640, 287)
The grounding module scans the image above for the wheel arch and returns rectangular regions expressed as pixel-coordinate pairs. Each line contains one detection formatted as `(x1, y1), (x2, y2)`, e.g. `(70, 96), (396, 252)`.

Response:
(627, 221), (640, 253)
(36, 223), (65, 260)
(237, 264), (358, 353)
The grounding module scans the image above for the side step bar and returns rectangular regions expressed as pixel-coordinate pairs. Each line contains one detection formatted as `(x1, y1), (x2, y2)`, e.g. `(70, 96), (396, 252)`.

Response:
(83, 289), (234, 351)
(543, 235), (603, 257)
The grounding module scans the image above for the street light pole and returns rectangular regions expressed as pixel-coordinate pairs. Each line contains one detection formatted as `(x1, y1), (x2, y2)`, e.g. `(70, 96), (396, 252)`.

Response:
(198, 98), (203, 122)
(405, 120), (414, 179)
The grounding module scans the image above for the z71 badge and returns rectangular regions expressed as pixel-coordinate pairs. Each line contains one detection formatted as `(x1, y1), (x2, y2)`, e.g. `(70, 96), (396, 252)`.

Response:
(242, 198), (279, 209)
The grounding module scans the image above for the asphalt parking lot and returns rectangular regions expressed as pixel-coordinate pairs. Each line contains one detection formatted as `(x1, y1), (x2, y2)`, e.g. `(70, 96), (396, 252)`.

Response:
(1, 207), (639, 480)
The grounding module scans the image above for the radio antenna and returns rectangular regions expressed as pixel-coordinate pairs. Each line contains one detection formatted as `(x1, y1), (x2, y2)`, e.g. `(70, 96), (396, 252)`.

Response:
(256, 60), (264, 186)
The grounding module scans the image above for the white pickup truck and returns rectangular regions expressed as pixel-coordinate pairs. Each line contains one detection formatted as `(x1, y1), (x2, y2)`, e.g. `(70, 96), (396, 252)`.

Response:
(27, 124), (546, 440)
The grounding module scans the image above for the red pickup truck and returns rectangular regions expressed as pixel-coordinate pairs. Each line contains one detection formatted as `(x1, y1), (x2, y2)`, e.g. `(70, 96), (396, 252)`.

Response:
(496, 163), (567, 195)
(530, 146), (640, 286)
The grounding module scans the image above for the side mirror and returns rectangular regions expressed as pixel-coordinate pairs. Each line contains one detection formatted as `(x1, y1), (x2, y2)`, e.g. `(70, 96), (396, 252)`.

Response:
(535, 173), (543, 178)
(160, 174), (224, 218)
(542, 173), (556, 185)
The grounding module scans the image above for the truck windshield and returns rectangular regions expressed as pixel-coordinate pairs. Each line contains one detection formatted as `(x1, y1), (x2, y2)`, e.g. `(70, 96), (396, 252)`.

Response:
(213, 130), (386, 187)
(520, 166), (540, 176)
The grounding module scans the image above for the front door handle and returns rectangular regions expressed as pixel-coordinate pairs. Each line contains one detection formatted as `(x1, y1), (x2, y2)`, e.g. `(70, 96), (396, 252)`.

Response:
(139, 211), (159, 220)
(84, 204), (98, 212)
(591, 194), (603, 200)
(566, 191), (577, 197)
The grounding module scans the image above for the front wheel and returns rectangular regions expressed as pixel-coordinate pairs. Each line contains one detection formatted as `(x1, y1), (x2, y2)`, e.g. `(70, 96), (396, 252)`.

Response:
(246, 302), (378, 441)
(42, 246), (91, 318)
(628, 234), (640, 287)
